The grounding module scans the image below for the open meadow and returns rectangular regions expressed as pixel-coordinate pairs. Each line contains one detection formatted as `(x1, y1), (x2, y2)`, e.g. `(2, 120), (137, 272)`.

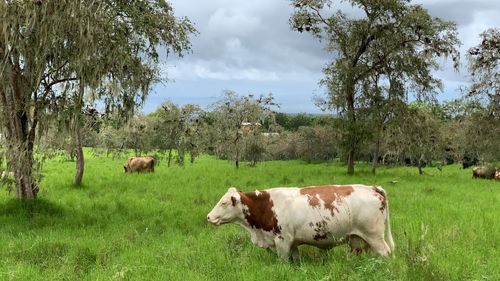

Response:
(0, 153), (499, 281)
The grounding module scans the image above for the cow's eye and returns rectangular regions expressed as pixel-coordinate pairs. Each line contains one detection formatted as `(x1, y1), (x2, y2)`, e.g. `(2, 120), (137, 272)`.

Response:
(220, 201), (228, 207)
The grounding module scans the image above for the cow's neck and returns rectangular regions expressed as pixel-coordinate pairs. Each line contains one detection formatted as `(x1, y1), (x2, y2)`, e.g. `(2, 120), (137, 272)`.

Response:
(238, 191), (280, 235)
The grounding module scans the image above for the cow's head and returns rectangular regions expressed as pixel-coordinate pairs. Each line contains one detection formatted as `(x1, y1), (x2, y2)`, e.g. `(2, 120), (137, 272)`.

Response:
(207, 187), (243, 225)
(123, 164), (129, 173)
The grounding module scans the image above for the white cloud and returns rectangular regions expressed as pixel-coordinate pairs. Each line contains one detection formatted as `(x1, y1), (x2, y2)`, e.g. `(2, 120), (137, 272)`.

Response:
(207, 8), (261, 36)
(155, 0), (500, 113)
(225, 37), (242, 49)
(165, 60), (280, 81)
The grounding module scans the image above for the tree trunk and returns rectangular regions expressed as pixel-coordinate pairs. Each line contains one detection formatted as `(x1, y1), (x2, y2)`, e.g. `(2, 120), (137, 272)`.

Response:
(371, 138), (380, 174)
(347, 149), (355, 174)
(73, 83), (85, 186)
(73, 120), (84, 186)
(346, 81), (356, 175)
(167, 148), (172, 167)
(0, 65), (39, 199)
(234, 133), (240, 169)
(0, 110), (38, 200)
(235, 148), (239, 169)
(418, 154), (424, 175)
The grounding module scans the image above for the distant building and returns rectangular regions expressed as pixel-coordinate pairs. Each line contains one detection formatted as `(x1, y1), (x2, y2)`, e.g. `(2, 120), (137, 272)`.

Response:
(241, 122), (261, 134)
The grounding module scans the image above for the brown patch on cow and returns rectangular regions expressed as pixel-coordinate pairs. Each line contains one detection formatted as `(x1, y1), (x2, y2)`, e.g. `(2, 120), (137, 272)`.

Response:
(314, 233), (328, 241)
(300, 185), (354, 215)
(239, 191), (281, 234)
(372, 186), (387, 212)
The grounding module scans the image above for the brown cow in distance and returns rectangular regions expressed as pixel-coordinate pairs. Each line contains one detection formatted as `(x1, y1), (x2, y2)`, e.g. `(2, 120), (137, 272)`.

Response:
(124, 156), (155, 173)
(472, 166), (495, 179)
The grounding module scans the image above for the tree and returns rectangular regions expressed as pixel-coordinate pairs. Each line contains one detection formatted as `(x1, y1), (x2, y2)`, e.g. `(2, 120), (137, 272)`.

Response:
(120, 114), (154, 156)
(386, 103), (444, 175)
(290, 0), (460, 174)
(0, 1), (196, 198)
(213, 91), (278, 168)
(181, 104), (207, 164)
(149, 102), (207, 166)
(296, 125), (340, 162)
(172, 104), (205, 165)
(468, 28), (499, 113)
(154, 101), (182, 166)
(465, 28), (500, 161)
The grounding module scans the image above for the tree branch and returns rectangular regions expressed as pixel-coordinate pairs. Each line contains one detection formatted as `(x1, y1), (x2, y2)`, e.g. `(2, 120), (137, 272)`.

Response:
(309, 5), (329, 26)
(44, 77), (78, 90)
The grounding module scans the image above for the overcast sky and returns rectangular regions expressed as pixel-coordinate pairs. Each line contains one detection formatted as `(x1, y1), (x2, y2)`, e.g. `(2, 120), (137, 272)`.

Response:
(143, 0), (500, 114)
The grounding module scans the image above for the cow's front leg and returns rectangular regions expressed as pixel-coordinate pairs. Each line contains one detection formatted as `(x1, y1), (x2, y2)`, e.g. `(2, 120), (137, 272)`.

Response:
(291, 245), (300, 264)
(274, 237), (292, 262)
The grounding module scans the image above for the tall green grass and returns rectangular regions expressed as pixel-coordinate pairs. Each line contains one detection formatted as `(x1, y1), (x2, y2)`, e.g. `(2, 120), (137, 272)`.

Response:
(0, 153), (499, 280)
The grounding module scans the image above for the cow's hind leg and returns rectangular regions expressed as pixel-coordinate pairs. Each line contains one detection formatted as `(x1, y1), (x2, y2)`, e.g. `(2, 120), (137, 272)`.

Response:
(349, 235), (368, 254)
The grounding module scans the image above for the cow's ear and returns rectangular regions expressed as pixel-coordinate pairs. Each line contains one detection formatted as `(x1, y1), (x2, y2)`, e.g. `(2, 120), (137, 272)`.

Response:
(231, 196), (237, 207)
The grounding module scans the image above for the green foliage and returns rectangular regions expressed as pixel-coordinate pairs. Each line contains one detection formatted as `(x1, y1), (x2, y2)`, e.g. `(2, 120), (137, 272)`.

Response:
(295, 126), (340, 162)
(0, 151), (499, 280)
(467, 28), (500, 114)
(464, 28), (500, 162)
(384, 102), (446, 173)
(275, 113), (336, 131)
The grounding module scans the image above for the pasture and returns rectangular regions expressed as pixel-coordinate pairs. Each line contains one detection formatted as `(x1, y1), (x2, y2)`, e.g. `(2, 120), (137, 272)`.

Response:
(0, 154), (499, 281)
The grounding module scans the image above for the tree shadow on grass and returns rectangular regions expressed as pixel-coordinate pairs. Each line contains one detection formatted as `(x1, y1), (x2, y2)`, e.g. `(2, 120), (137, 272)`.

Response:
(0, 196), (159, 232)
(0, 198), (65, 218)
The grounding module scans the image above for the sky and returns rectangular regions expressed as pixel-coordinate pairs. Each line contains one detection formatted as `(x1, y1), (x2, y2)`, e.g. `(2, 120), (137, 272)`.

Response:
(143, 0), (500, 114)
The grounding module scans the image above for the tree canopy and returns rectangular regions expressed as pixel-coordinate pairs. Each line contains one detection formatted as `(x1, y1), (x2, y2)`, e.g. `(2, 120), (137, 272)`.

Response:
(467, 28), (499, 114)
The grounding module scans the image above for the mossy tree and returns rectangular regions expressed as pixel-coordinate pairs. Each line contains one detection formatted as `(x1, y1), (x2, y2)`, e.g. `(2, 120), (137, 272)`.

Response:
(0, 0), (196, 198)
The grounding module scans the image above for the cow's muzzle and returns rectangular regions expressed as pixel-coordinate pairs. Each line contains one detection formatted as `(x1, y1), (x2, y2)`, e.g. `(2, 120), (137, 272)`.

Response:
(207, 215), (222, 225)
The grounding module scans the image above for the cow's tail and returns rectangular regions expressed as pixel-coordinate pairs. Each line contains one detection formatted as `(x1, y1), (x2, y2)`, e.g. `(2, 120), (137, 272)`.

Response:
(375, 186), (395, 252)
(382, 188), (395, 252)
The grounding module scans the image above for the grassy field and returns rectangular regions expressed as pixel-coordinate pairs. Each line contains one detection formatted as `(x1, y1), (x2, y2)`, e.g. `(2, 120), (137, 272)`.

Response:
(0, 153), (499, 281)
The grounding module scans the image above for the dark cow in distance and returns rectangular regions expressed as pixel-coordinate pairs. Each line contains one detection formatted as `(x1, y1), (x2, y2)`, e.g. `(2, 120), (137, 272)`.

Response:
(462, 157), (478, 169)
(207, 185), (394, 262)
(472, 166), (495, 179)
(124, 156), (155, 173)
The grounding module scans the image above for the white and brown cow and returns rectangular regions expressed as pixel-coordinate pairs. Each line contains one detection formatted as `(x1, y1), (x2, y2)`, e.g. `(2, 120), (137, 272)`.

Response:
(207, 184), (394, 262)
